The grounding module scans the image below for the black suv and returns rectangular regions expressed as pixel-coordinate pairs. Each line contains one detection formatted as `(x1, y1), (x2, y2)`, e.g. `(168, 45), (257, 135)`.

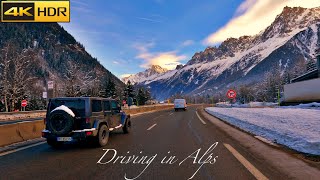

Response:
(42, 97), (131, 147)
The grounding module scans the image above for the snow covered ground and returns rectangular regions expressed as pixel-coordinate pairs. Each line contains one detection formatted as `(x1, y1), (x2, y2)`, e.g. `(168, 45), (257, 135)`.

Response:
(205, 107), (320, 155)
(215, 102), (320, 109)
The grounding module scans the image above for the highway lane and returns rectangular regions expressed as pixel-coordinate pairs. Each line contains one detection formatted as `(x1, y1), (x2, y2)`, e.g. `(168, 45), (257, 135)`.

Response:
(0, 106), (288, 180)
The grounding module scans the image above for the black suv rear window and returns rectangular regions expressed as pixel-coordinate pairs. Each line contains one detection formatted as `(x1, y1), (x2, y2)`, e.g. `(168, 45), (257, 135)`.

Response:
(104, 101), (111, 111)
(92, 100), (102, 112)
(49, 99), (85, 117)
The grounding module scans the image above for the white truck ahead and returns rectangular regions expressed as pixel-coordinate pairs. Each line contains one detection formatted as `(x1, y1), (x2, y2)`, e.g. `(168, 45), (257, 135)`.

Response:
(174, 99), (187, 111)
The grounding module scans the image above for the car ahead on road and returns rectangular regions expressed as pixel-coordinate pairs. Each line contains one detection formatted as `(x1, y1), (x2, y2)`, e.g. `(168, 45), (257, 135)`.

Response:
(174, 99), (187, 111)
(42, 97), (131, 148)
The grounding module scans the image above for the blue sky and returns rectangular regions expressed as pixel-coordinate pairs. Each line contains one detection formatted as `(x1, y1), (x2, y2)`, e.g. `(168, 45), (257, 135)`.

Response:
(61, 0), (320, 78)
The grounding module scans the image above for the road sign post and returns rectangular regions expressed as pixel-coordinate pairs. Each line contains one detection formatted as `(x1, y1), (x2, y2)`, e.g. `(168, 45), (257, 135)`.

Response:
(47, 81), (54, 108)
(226, 89), (237, 105)
(227, 89), (237, 99)
(21, 99), (27, 111)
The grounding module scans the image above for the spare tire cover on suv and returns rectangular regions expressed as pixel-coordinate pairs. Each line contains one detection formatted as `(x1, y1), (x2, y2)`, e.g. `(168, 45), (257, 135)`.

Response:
(48, 105), (75, 136)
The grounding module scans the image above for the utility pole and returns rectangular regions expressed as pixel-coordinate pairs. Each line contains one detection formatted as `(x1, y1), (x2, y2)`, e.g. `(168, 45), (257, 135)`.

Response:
(275, 85), (281, 106)
(317, 55), (320, 78)
(278, 88), (281, 106)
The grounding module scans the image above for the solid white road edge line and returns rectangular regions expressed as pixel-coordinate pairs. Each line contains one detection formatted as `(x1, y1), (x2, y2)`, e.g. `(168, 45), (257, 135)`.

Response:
(0, 142), (46, 157)
(223, 143), (269, 180)
(147, 123), (157, 131)
(254, 136), (279, 147)
(196, 111), (206, 125)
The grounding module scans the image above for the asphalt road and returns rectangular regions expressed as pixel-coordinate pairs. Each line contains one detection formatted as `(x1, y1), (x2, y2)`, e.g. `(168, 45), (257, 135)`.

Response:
(0, 106), (290, 180)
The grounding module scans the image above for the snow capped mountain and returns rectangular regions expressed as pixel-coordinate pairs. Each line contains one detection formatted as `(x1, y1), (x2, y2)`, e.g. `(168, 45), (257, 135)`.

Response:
(133, 7), (320, 100)
(122, 65), (168, 84)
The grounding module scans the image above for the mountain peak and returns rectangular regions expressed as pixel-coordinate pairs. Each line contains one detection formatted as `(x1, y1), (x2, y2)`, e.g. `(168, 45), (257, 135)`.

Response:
(261, 6), (320, 40)
(150, 65), (168, 73)
(187, 6), (320, 66)
(122, 65), (168, 84)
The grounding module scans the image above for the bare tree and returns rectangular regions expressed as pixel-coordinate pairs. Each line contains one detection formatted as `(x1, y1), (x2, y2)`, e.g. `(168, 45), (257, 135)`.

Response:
(10, 49), (36, 110)
(0, 42), (36, 111)
(237, 85), (255, 104)
(64, 61), (97, 97)
(0, 43), (11, 112)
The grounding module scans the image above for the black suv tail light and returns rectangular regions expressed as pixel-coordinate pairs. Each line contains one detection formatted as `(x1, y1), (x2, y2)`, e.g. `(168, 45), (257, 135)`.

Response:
(85, 117), (91, 123)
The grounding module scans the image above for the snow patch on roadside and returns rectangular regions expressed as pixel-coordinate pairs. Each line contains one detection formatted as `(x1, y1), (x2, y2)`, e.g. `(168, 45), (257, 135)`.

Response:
(205, 107), (320, 155)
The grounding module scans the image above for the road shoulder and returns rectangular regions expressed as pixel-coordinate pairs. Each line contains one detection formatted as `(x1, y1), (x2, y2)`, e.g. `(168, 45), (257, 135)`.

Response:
(198, 107), (320, 179)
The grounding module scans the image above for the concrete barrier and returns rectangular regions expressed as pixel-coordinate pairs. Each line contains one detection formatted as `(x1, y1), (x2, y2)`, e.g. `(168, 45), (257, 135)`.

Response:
(0, 104), (173, 147)
(0, 121), (44, 147)
(124, 104), (173, 114)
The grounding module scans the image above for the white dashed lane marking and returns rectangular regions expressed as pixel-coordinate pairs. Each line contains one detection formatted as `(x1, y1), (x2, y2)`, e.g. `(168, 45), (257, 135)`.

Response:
(147, 123), (157, 131)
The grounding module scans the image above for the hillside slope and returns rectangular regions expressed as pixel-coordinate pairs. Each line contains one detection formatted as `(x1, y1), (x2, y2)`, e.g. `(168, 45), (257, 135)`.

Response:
(0, 23), (123, 101)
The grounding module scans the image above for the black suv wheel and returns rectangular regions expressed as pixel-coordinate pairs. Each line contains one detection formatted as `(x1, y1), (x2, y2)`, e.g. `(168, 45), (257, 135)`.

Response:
(123, 118), (131, 134)
(97, 124), (109, 147)
(48, 109), (74, 136)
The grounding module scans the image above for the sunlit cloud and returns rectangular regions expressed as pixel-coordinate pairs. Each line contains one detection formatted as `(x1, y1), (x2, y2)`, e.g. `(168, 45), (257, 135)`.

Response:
(181, 40), (194, 47)
(120, 74), (134, 78)
(234, 0), (257, 16)
(134, 43), (187, 70)
(139, 51), (187, 70)
(133, 42), (155, 53)
(204, 0), (320, 45)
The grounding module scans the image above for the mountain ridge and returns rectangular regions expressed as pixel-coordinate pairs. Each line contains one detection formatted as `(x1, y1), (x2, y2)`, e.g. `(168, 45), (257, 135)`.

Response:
(0, 23), (124, 99)
(129, 6), (320, 100)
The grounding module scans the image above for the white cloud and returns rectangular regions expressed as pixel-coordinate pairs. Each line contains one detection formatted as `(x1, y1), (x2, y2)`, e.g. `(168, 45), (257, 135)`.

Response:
(120, 74), (133, 78)
(112, 61), (120, 64)
(136, 17), (162, 23)
(234, 0), (257, 16)
(181, 40), (194, 47)
(134, 43), (187, 70)
(204, 0), (320, 45)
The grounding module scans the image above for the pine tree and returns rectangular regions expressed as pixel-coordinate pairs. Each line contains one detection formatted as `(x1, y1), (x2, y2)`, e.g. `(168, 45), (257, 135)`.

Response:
(104, 78), (117, 98)
(136, 88), (145, 106)
(136, 87), (152, 106)
(123, 80), (135, 99)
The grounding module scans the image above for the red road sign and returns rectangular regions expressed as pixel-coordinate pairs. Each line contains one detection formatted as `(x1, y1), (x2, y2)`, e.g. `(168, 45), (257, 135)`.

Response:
(227, 89), (237, 99)
(21, 100), (28, 107)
